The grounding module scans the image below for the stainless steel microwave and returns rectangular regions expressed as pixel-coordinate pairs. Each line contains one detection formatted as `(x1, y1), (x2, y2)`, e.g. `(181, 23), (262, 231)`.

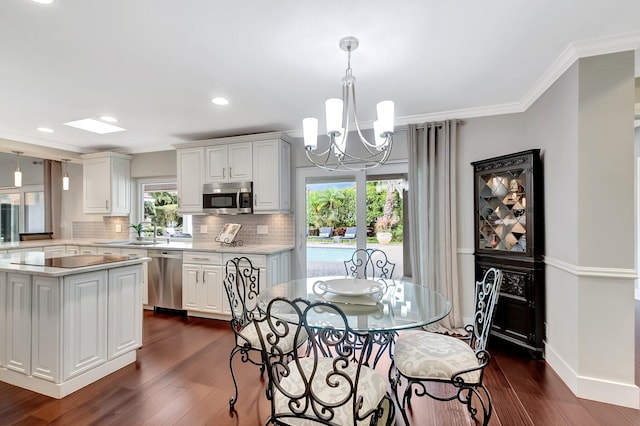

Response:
(202, 182), (253, 214)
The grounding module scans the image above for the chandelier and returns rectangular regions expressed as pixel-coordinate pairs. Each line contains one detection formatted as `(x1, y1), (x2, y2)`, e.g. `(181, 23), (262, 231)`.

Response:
(303, 36), (394, 171)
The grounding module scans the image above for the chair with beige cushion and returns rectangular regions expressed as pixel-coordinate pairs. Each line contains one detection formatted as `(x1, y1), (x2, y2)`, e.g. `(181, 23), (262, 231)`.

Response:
(223, 256), (307, 411)
(255, 297), (395, 425)
(390, 267), (502, 425)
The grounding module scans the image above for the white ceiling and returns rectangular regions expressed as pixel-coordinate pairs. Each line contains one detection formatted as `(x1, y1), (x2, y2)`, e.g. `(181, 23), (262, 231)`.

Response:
(1, 0), (639, 155)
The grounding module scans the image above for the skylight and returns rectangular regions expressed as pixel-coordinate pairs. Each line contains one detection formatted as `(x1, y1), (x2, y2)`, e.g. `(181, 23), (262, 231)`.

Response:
(63, 118), (126, 134)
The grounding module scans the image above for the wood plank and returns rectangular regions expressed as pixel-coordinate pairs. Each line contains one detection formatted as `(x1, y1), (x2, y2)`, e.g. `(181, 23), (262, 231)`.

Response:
(0, 309), (638, 425)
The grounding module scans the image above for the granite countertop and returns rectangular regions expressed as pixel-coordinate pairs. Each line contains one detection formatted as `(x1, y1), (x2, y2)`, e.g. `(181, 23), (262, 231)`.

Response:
(0, 239), (294, 255)
(0, 251), (150, 277)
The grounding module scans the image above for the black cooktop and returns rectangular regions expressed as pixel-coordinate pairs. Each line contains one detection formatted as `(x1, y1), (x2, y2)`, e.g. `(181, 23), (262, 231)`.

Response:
(11, 254), (132, 268)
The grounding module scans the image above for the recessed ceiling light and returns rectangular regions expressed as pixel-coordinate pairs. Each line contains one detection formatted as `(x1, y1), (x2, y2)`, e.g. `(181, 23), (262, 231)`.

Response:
(100, 116), (118, 123)
(63, 118), (126, 134)
(32, 0), (54, 4)
(211, 97), (229, 105)
(37, 127), (54, 133)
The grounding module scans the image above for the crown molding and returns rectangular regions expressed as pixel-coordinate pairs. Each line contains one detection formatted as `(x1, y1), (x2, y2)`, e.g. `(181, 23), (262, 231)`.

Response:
(521, 31), (640, 112)
(287, 33), (640, 140)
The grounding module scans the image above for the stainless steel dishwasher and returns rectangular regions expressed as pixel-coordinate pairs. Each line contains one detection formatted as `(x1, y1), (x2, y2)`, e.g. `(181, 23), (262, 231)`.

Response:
(147, 249), (184, 312)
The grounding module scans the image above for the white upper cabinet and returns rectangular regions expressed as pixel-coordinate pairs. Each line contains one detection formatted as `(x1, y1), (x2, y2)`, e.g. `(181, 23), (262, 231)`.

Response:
(205, 142), (252, 183)
(81, 152), (131, 216)
(175, 132), (291, 214)
(176, 147), (204, 214)
(253, 138), (291, 213)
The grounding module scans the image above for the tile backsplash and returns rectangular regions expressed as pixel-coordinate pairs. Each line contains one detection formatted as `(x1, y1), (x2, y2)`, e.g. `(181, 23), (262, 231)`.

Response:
(72, 214), (294, 246)
(192, 214), (294, 245)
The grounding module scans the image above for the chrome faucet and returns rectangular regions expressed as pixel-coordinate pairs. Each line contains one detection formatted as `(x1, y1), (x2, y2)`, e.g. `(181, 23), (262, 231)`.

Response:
(149, 222), (158, 243)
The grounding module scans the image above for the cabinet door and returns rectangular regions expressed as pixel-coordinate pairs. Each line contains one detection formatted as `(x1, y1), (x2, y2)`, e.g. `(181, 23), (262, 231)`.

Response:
(253, 139), (280, 212)
(267, 254), (280, 288)
(111, 156), (131, 215)
(96, 247), (122, 256)
(83, 156), (111, 214)
(182, 264), (201, 310)
(5, 273), (31, 375)
(122, 249), (148, 306)
(177, 148), (204, 213)
(205, 146), (228, 183)
(228, 142), (252, 182)
(108, 265), (142, 359)
(0, 273), (5, 368)
(79, 246), (98, 255)
(31, 276), (61, 382)
(63, 271), (108, 381)
(201, 265), (223, 313)
(280, 250), (291, 283)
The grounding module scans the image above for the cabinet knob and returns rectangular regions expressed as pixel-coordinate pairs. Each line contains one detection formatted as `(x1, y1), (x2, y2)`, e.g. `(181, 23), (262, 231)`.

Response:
(222, 168), (226, 179)
(229, 167), (232, 178)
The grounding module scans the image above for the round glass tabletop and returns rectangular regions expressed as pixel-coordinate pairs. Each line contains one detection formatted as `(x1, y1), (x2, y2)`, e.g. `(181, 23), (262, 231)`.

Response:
(258, 276), (451, 333)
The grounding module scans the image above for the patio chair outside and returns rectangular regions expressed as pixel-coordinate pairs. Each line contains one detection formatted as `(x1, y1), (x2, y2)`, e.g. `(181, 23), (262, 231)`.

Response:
(318, 227), (332, 242)
(341, 226), (357, 242)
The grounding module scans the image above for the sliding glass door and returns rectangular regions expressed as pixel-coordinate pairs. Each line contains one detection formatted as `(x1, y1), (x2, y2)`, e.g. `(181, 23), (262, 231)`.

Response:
(295, 163), (408, 279)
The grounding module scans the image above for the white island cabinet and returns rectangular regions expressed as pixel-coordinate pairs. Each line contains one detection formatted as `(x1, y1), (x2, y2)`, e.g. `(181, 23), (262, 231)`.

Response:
(0, 253), (147, 398)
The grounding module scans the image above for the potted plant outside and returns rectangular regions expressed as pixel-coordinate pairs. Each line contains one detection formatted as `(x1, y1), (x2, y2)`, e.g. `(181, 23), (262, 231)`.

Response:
(375, 216), (394, 245)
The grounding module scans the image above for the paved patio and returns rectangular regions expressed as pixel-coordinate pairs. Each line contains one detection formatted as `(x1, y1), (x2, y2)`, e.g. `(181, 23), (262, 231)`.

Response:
(306, 241), (404, 278)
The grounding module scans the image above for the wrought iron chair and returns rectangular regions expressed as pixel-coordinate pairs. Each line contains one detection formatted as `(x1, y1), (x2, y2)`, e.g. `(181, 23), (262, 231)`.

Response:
(390, 267), (502, 425)
(344, 248), (396, 279)
(223, 256), (262, 411)
(254, 297), (395, 425)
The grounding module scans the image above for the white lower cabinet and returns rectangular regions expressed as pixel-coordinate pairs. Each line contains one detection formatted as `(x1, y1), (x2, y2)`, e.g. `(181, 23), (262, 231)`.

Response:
(121, 248), (149, 306)
(0, 264), (144, 397)
(5, 273), (32, 375)
(108, 266), (142, 359)
(31, 276), (61, 382)
(63, 271), (108, 381)
(182, 252), (224, 315)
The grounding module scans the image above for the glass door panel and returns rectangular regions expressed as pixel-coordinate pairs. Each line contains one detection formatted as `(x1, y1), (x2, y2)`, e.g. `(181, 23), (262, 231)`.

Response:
(0, 193), (20, 242)
(306, 179), (356, 277)
(24, 191), (45, 233)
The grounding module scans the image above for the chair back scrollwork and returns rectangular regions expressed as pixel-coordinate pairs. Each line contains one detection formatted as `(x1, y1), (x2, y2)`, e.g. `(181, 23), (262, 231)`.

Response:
(255, 297), (395, 425)
(223, 257), (261, 336)
(344, 248), (396, 280)
(471, 267), (502, 352)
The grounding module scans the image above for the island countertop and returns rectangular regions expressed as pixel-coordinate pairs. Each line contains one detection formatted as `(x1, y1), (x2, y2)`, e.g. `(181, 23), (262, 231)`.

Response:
(0, 239), (294, 255)
(0, 251), (150, 277)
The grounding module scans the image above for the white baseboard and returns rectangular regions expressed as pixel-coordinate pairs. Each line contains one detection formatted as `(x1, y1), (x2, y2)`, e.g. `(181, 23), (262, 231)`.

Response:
(546, 343), (640, 409)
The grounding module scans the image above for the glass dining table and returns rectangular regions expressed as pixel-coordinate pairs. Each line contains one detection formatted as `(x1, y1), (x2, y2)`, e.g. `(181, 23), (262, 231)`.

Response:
(258, 276), (451, 366)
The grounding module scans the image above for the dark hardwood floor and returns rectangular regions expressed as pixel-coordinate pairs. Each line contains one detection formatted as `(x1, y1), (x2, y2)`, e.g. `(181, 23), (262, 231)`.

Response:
(2, 304), (640, 425)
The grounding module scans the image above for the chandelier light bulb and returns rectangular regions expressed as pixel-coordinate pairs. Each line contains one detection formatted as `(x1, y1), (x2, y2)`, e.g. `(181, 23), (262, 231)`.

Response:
(325, 98), (343, 135)
(376, 101), (395, 134)
(303, 117), (319, 150)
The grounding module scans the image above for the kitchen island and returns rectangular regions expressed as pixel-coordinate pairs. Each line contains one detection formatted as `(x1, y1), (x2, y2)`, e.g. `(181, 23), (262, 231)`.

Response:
(0, 251), (149, 398)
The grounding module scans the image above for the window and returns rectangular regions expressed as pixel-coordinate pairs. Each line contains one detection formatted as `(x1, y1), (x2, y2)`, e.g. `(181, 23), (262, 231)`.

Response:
(137, 180), (192, 239)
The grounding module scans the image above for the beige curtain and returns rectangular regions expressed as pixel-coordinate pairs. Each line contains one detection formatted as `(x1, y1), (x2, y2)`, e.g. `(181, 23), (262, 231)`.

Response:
(408, 120), (463, 331)
(43, 160), (62, 238)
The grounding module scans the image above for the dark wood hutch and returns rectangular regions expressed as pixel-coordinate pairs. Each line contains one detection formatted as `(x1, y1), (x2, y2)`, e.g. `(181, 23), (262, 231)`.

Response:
(471, 149), (545, 357)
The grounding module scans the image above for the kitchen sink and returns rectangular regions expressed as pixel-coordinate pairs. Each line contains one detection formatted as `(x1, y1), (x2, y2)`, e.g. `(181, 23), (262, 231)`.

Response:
(124, 241), (162, 245)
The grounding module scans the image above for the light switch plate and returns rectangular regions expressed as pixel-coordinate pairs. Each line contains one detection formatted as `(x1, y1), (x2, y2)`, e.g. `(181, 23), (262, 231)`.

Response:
(115, 224), (122, 233)
(257, 225), (268, 234)
(200, 225), (208, 234)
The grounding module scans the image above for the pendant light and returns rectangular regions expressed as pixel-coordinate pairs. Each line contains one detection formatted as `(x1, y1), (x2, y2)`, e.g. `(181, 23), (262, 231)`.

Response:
(61, 158), (70, 190)
(12, 151), (23, 187)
